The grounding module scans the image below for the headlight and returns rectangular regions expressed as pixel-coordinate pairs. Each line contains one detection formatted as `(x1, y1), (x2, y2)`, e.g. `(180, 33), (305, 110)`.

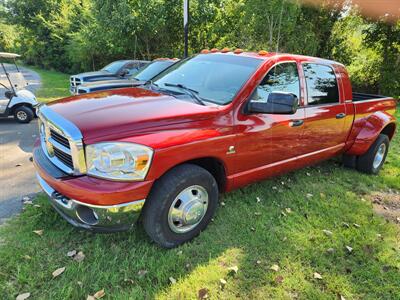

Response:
(86, 142), (153, 181)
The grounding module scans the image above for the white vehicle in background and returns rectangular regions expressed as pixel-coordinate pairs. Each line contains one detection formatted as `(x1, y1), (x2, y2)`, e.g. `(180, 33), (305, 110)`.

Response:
(0, 52), (38, 123)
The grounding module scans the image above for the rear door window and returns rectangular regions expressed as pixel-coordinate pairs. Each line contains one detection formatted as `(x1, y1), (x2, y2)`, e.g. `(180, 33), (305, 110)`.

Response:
(303, 63), (339, 105)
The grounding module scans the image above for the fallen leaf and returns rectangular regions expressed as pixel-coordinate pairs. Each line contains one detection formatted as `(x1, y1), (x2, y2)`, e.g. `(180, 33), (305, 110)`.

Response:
(254, 212), (262, 216)
(353, 223), (361, 228)
(16, 292), (30, 300)
(272, 186), (278, 190)
(322, 229), (333, 236)
(345, 246), (353, 253)
(93, 289), (105, 299)
(340, 295), (346, 300)
(198, 288), (209, 299)
(250, 227), (255, 231)
(256, 197), (261, 203)
(376, 233), (382, 239)
(87, 296), (95, 300)
(306, 193), (313, 198)
(22, 196), (30, 202)
(227, 265), (239, 274)
(342, 222), (350, 228)
(67, 250), (77, 257)
(169, 277), (177, 284)
(326, 248), (335, 254)
(281, 211), (287, 217)
(33, 230), (43, 236)
(275, 275), (284, 284)
(306, 172), (311, 176)
(23, 255), (32, 260)
(177, 250), (183, 255)
(396, 217), (400, 223)
(23, 200), (33, 205)
(74, 251), (85, 262)
(33, 204), (41, 208)
(52, 267), (66, 278)
(77, 281), (83, 287)
(320, 192), (326, 198)
(220, 202), (226, 207)
(285, 208), (292, 214)
(270, 264), (280, 272)
(313, 272), (323, 279)
(137, 270), (148, 277)
(256, 260), (262, 265)
(219, 278), (227, 287)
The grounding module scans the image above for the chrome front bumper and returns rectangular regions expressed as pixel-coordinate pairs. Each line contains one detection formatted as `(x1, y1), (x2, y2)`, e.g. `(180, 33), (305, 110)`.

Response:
(36, 173), (145, 232)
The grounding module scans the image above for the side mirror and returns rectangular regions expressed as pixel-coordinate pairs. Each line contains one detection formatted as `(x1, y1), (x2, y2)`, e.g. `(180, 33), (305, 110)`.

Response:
(248, 92), (298, 114)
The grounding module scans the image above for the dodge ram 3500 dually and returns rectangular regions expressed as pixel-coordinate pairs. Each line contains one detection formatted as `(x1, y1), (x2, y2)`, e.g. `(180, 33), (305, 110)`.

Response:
(34, 49), (397, 248)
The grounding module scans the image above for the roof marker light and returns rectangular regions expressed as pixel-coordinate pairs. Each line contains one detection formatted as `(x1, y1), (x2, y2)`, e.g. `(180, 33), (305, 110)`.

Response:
(210, 48), (219, 53)
(221, 47), (230, 53)
(201, 49), (210, 54)
(234, 48), (243, 54)
(258, 50), (268, 56)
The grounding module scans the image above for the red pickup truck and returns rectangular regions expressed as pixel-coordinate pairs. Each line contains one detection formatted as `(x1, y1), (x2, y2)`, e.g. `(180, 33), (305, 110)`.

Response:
(34, 50), (397, 248)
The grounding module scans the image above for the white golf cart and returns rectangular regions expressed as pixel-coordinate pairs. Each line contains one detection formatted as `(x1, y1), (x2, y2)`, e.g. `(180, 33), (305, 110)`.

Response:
(0, 52), (38, 123)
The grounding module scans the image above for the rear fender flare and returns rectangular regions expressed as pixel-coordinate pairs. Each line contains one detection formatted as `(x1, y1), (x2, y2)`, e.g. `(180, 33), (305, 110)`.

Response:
(345, 111), (396, 156)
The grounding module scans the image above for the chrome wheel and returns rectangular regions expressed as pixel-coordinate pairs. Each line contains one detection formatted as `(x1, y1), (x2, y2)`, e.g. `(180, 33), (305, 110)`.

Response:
(17, 110), (27, 121)
(373, 143), (386, 169)
(168, 185), (209, 234)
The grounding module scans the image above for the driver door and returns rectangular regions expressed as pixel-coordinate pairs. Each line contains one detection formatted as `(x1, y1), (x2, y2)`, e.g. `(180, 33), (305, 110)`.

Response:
(233, 61), (306, 185)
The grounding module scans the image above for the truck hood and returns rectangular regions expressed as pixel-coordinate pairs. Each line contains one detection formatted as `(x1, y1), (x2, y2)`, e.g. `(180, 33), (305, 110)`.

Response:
(79, 79), (144, 91)
(47, 87), (221, 143)
(71, 71), (119, 81)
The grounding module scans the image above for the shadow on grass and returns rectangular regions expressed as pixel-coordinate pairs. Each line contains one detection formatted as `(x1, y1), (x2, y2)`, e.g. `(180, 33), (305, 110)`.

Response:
(1, 159), (399, 299)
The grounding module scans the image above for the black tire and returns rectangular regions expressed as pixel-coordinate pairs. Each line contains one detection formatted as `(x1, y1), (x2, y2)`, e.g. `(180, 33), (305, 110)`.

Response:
(356, 134), (389, 175)
(13, 106), (34, 123)
(142, 164), (219, 248)
(342, 154), (357, 169)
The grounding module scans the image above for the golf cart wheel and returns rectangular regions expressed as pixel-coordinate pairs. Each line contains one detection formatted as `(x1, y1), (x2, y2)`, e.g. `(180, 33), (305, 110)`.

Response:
(14, 106), (34, 123)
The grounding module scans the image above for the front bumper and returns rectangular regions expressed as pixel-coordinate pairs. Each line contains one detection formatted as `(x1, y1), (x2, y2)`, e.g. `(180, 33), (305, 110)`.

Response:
(37, 173), (145, 232)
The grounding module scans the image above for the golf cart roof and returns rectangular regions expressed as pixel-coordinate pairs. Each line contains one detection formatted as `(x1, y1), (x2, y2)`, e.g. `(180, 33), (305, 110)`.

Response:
(0, 52), (21, 59)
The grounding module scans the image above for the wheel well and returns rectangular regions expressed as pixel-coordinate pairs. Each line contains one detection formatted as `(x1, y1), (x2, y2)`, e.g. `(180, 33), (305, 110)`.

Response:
(183, 157), (227, 192)
(10, 103), (34, 114)
(381, 123), (396, 140)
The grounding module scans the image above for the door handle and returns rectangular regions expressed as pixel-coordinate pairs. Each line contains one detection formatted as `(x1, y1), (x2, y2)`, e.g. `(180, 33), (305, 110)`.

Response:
(290, 119), (304, 127)
(336, 113), (346, 119)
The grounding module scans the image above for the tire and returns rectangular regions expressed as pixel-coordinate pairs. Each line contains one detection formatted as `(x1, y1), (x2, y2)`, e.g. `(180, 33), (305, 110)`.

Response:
(356, 134), (389, 175)
(142, 164), (219, 248)
(13, 106), (34, 123)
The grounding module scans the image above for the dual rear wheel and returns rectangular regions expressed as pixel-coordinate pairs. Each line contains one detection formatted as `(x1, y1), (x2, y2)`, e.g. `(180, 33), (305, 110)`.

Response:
(343, 134), (390, 175)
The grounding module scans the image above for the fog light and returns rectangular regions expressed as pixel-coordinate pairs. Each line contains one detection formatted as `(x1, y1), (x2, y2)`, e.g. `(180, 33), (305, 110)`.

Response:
(76, 205), (99, 226)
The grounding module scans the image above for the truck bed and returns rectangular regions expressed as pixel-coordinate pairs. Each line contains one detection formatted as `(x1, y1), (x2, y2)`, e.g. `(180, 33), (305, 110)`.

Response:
(352, 92), (388, 102)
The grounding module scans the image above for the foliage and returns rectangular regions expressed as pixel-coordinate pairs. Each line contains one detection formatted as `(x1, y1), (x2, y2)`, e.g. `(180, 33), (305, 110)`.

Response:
(0, 0), (398, 96)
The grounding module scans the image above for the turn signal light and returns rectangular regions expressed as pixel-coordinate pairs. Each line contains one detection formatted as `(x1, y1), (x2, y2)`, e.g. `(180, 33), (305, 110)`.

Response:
(234, 48), (243, 54)
(210, 48), (219, 53)
(201, 49), (210, 54)
(221, 47), (230, 53)
(258, 50), (268, 56)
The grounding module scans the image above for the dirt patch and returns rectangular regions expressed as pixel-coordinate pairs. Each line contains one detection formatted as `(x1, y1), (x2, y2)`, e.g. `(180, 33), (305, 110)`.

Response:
(368, 190), (400, 225)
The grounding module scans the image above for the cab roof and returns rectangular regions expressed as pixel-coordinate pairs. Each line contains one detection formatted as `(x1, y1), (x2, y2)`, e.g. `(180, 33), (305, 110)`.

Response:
(199, 49), (343, 66)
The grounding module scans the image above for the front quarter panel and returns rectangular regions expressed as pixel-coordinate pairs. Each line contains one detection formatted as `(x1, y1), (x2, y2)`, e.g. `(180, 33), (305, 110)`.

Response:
(9, 90), (38, 109)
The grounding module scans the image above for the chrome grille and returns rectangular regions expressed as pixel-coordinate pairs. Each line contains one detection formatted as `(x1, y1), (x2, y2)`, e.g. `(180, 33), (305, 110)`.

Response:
(38, 105), (86, 175)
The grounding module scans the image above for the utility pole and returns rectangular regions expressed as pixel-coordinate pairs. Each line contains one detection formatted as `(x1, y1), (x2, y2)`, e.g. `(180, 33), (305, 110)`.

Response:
(184, 0), (189, 58)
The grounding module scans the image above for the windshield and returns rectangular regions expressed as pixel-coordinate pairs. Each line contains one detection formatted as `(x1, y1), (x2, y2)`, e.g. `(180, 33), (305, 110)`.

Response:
(133, 61), (175, 81)
(101, 61), (126, 73)
(153, 54), (262, 105)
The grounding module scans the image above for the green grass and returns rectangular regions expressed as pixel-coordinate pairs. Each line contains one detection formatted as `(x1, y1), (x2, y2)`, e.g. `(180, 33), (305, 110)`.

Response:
(27, 65), (70, 102)
(1, 68), (399, 299)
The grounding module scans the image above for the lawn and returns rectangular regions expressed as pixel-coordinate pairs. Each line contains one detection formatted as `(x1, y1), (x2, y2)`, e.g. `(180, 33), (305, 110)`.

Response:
(1, 68), (399, 300)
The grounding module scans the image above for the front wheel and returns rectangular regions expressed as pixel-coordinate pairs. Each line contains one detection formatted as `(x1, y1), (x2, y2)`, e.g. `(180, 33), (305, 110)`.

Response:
(142, 164), (219, 248)
(356, 134), (389, 174)
(14, 106), (34, 123)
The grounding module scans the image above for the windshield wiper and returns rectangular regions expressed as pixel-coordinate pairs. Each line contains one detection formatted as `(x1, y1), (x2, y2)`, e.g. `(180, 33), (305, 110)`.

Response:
(163, 83), (206, 106)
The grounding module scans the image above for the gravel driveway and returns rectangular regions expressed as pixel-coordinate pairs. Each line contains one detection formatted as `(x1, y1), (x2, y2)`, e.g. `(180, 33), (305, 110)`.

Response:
(0, 65), (42, 223)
